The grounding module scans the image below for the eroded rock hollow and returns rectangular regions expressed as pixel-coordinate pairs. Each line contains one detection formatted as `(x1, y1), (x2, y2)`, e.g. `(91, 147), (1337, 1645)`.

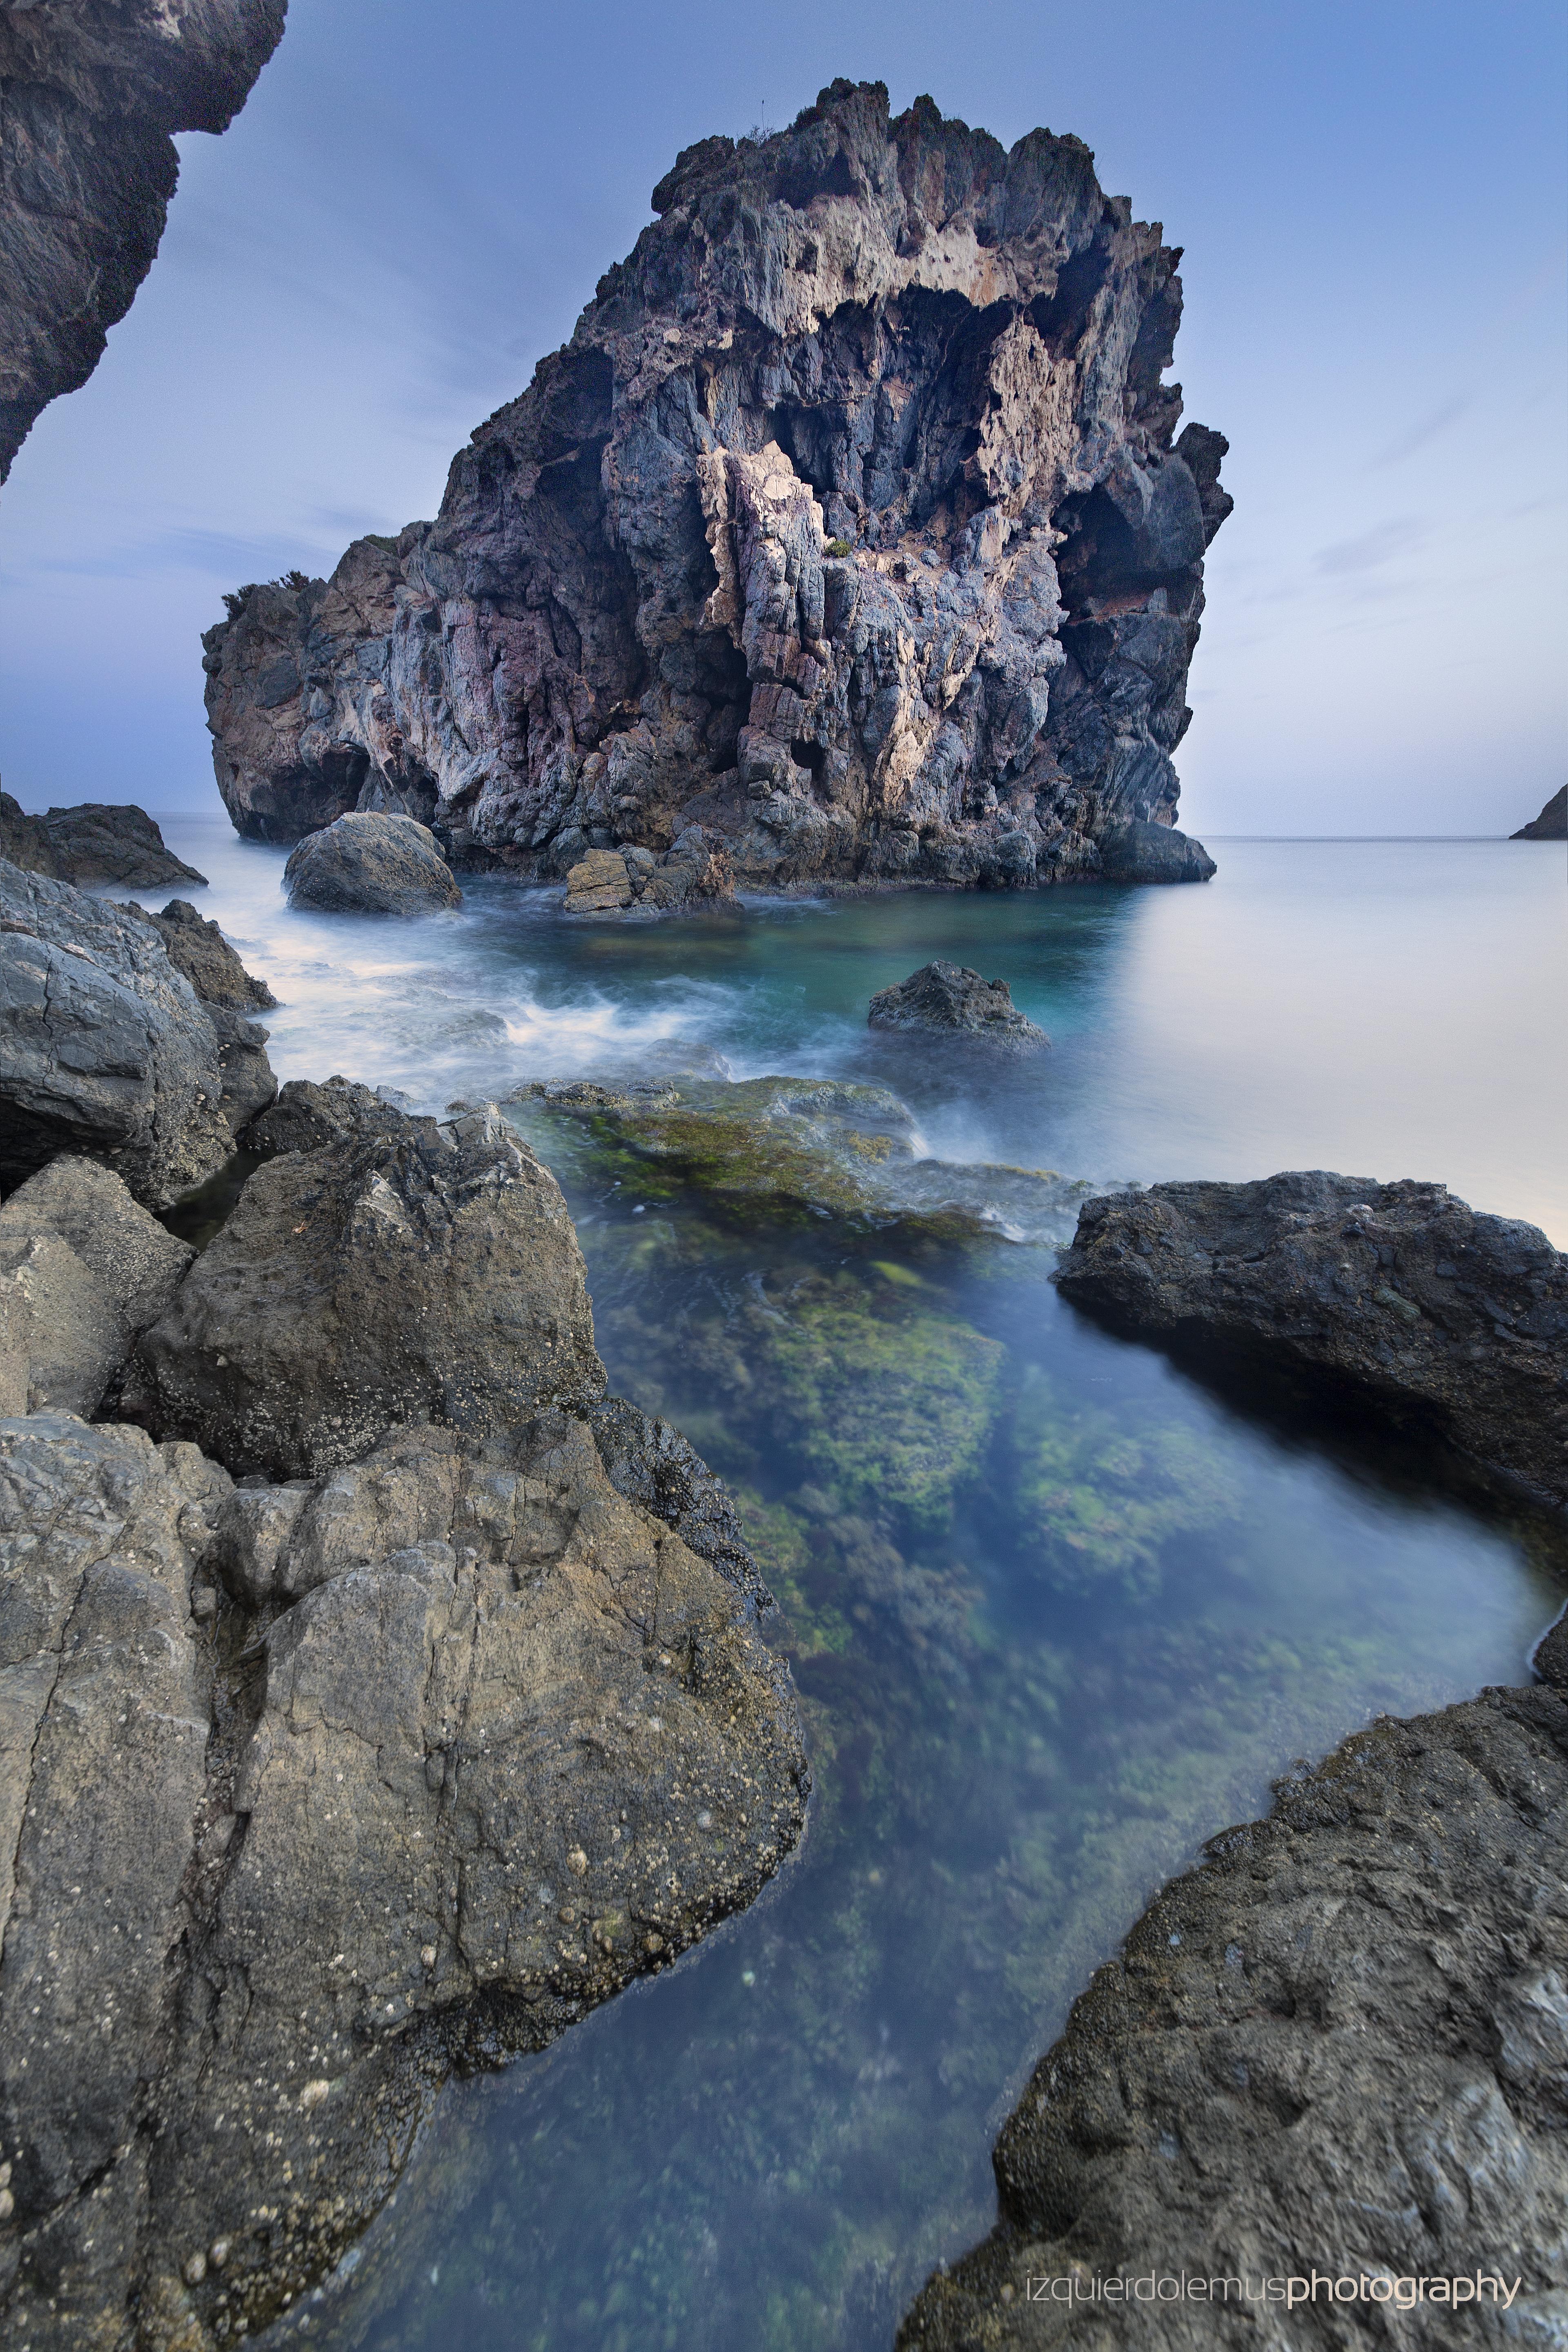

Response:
(205, 79), (1230, 890)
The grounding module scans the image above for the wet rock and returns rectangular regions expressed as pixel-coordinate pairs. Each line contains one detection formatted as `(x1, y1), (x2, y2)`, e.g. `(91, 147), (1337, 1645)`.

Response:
(131, 1101), (604, 1477)
(1512, 784), (1566, 840)
(243, 1074), (412, 1160)
(564, 847), (635, 913)
(0, 1408), (807, 2349)
(899, 1684), (1568, 2349)
(869, 961), (1048, 1046)
(283, 811), (462, 913)
(0, 0), (287, 481)
(0, 859), (243, 1206)
(1055, 1172), (1568, 1509)
(589, 1392), (771, 1606)
(1097, 817), (1216, 883)
(120, 896), (277, 1009)
(37, 802), (207, 886)
(204, 82), (1225, 892)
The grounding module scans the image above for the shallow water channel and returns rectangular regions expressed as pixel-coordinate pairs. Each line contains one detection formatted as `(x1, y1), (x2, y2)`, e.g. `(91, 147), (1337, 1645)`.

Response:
(129, 825), (1568, 2351)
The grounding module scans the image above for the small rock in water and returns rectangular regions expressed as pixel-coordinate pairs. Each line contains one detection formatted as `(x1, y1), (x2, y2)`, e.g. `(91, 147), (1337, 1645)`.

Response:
(867, 962), (1048, 1048)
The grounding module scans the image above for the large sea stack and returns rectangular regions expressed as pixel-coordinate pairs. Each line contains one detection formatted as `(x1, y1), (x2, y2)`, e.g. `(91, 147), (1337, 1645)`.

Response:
(204, 80), (1230, 891)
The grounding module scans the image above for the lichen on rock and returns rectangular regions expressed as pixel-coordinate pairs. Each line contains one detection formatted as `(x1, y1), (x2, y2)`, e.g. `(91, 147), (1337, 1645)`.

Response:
(203, 80), (1228, 890)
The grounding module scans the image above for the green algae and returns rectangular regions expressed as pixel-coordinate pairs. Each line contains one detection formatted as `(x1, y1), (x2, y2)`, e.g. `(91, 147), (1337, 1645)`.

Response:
(312, 1087), (1568, 2352)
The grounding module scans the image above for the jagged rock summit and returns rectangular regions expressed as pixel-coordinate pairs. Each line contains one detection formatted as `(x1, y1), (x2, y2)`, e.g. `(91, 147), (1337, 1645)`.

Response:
(205, 80), (1229, 893)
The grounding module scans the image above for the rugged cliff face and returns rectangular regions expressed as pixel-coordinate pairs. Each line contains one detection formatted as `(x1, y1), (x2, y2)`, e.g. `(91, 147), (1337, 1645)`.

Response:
(205, 79), (1230, 890)
(0, 0), (287, 483)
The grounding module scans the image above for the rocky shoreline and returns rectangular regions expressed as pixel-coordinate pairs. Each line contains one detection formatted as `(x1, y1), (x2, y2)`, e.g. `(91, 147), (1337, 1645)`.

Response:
(0, 875), (810, 2347)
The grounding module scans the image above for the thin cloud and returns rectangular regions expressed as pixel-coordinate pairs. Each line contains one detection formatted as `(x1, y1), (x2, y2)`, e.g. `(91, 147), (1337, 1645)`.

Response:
(1373, 394), (1470, 468)
(1313, 517), (1428, 576)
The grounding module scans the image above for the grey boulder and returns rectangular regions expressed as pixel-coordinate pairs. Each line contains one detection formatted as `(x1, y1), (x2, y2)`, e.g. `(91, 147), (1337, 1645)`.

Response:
(0, 859), (249, 1206)
(869, 960), (1049, 1047)
(900, 1682), (1568, 2350)
(131, 1099), (604, 1477)
(0, 1408), (807, 2349)
(0, 1157), (192, 1413)
(1055, 1171), (1568, 1509)
(283, 811), (461, 913)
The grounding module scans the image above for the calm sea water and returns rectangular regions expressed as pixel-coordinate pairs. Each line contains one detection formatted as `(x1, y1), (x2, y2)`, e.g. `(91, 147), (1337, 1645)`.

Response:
(126, 825), (1567, 2350)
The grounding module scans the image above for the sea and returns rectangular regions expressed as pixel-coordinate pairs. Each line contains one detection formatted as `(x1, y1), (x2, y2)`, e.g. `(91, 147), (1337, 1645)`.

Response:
(122, 823), (1568, 2352)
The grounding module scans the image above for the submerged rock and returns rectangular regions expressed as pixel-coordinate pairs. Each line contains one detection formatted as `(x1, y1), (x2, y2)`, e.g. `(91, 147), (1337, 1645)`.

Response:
(900, 1682), (1568, 2348)
(1512, 783), (1566, 840)
(869, 960), (1048, 1046)
(522, 1072), (1089, 1243)
(0, 0), (287, 481)
(0, 858), (252, 1206)
(204, 81), (1225, 889)
(0, 1407), (807, 2349)
(131, 1097), (603, 1477)
(283, 809), (462, 913)
(1054, 1172), (1568, 1509)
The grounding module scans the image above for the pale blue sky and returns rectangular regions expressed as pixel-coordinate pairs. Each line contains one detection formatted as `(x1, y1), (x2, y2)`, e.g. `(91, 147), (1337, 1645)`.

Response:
(1, 0), (1563, 835)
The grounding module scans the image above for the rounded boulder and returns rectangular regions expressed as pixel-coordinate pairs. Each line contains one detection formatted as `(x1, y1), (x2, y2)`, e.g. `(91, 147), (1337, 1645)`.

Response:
(283, 812), (461, 915)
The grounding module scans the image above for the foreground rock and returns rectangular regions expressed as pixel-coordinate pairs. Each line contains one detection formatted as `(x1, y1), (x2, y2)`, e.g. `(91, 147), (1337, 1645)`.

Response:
(131, 1093), (602, 1476)
(0, 859), (264, 1206)
(869, 961), (1048, 1047)
(563, 829), (736, 915)
(0, 1407), (807, 2350)
(0, 0), (287, 480)
(204, 81), (1226, 890)
(901, 1682), (1568, 2348)
(283, 810), (461, 912)
(1056, 1172), (1568, 1509)
(0, 1157), (192, 1412)
(1511, 783), (1566, 841)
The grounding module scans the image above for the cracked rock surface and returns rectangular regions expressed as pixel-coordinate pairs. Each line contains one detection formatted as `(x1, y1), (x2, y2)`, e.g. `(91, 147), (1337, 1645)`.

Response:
(203, 79), (1227, 891)
(899, 1682), (1568, 2349)
(1055, 1172), (1568, 1510)
(0, 0), (287, 481)
(0, 859), (268, 1206)
(0, 1403), (807, 2349)
(130, 1094), (603, 1478)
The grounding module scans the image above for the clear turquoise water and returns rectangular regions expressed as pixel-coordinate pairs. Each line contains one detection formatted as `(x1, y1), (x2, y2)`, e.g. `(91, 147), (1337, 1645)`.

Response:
(127, 825), (1568, 2350)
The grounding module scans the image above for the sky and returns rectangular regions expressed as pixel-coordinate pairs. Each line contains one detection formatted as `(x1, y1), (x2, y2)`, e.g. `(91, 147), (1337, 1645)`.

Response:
(0, 0), (1563, 837)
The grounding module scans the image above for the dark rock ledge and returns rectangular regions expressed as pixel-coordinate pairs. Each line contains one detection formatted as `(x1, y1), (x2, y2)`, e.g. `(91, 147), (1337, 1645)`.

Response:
(0, 1077), (808, 2351)
(900, 1681), (1568, 2349)
(898, 1168), (1568, 2346)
